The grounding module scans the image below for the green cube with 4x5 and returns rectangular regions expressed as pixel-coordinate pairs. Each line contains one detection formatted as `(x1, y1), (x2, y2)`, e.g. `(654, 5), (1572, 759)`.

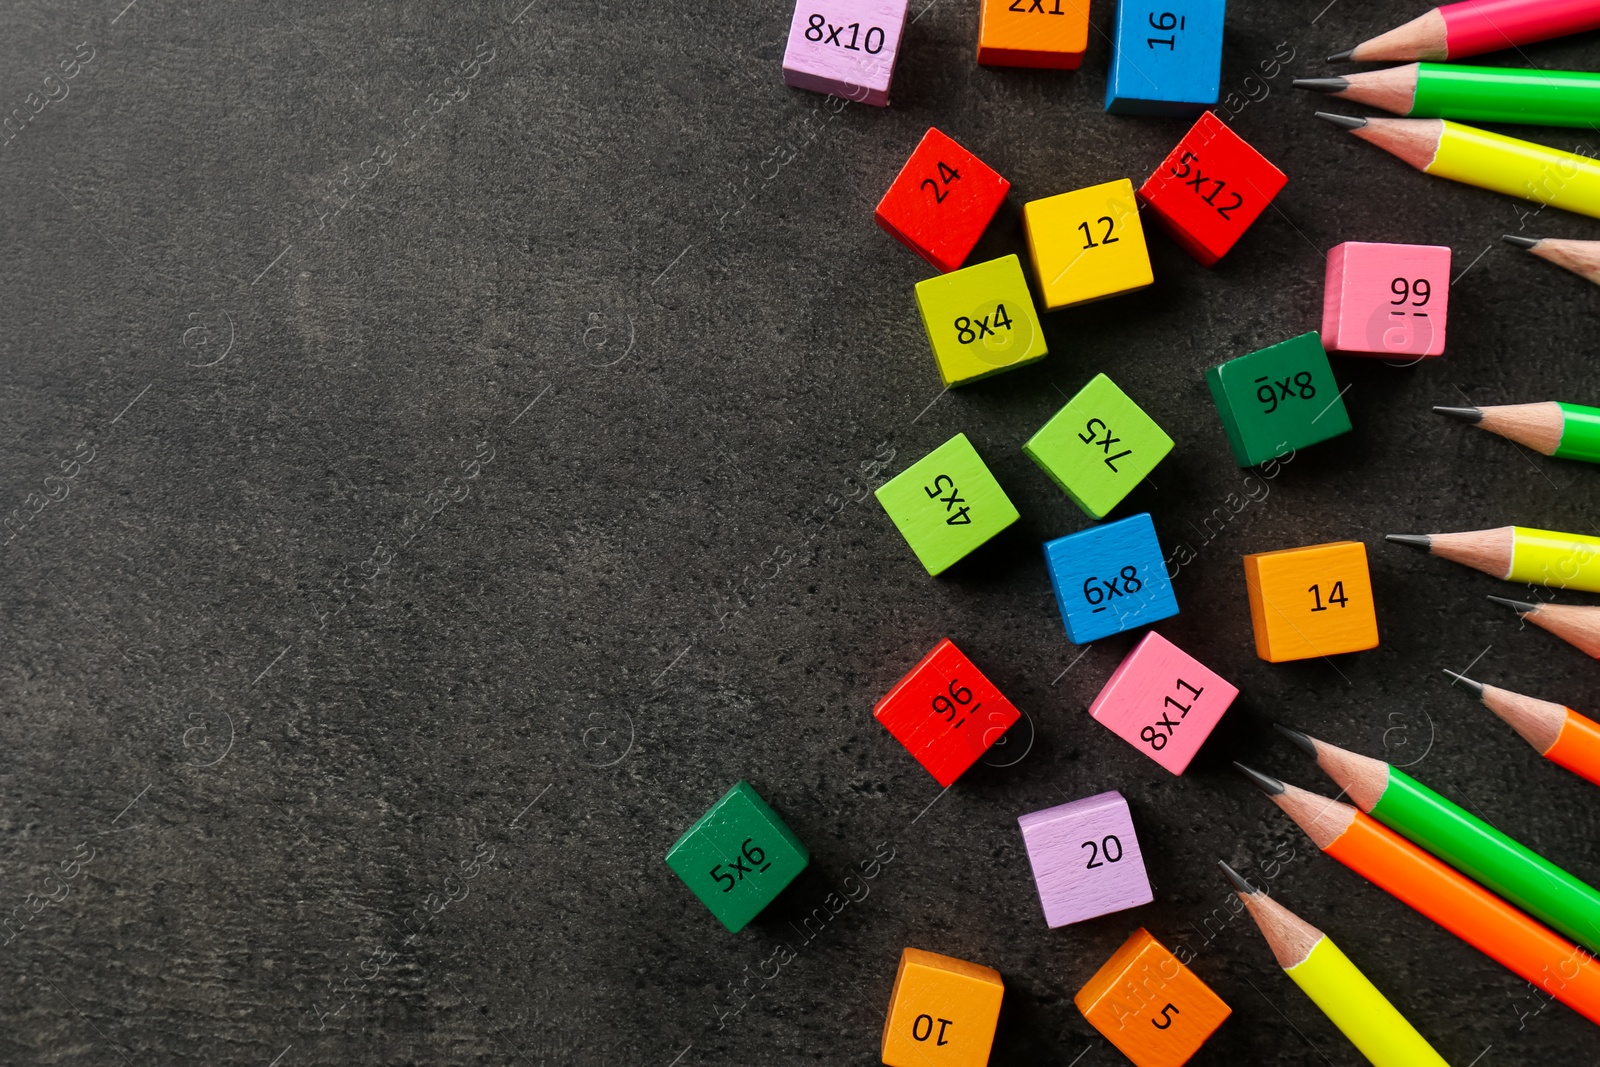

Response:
(1205, 331), (1351, 467)
(1024, 373), (1173, 519)
(665, 780), (810, 933)
(875, 432), (1020, 576)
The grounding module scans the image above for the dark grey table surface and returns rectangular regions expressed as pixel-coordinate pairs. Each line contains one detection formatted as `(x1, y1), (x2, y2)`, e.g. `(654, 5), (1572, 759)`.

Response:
(4, 1), (1599, 1064)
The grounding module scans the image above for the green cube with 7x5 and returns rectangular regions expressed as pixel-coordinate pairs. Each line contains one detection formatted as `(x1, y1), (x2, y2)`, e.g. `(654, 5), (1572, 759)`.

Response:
(914, 254), (1048, 387)
(1025, 373), (1173, 519)
(1205, 331), (1351, 467)
(875, 433), (1020, 575)
(665, 780), (810, 933)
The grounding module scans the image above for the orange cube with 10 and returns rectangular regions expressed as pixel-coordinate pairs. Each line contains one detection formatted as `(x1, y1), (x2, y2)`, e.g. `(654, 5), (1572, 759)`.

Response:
(1243, 541), (1379, 662)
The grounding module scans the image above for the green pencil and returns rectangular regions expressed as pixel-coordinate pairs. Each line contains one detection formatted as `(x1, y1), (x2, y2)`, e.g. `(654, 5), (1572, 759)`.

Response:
(1295, 63), (1600, 128)
(1277, 725), (1600, 954)
(1433, 400), (1600, 464)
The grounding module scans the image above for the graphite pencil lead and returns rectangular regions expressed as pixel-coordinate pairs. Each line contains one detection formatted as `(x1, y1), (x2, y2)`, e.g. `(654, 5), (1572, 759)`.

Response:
(1293, 77), (1349, 93)
(1386, 533), (1431, 550)
(1502, 234), (1542, 250)
(1315, 111), (1368, 130)
(1274, 723), (1318, 758)
(1234, 761), (1286, 795)
(1433, 405), (1483, 424)
(1326, 48), (1355, 62)
(1487, 594), (1541, 614)
(1443, 669), (1486, 697)
(1217, 860), (1259, 895)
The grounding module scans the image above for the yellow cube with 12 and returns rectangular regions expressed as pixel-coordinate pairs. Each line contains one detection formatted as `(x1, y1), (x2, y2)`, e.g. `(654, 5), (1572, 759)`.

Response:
(1024, 178), (1152, 310)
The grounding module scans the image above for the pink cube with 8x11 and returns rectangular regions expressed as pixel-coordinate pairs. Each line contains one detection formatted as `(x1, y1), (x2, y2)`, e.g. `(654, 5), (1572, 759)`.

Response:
(1088, 631), (1237, 774)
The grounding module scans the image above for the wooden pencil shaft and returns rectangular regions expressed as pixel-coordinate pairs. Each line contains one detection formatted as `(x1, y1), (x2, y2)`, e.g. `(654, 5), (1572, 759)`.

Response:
(1531, 238), (1600, 286)
(1343, 1), (1600, 63)
(1522, 600), (1600, 657)
(1270, 788), (1600, 1025)
(1481, 682), (1568, 752)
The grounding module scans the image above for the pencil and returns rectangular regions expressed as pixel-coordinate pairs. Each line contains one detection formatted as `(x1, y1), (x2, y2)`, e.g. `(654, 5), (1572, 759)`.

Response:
(1218, 862), (1451, 1067)
(1328, 0), (1600, 63)
(1445, 668), (1600, 787)
(1235, 763), (1600, 1026)
(1433, 401), (1600, 463)
(1296, 64), (1600, 128)
(1486, 594), (1600, 658)
(1501, 234), (1600, 287)
(1315, 114), (1600, 221)
(1276, 725), (1600, 953)
(1385, 525), (1600, 593)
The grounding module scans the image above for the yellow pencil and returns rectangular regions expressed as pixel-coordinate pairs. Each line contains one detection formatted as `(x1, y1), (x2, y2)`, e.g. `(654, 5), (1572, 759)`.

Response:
(1219, 862), (1451, 1067)
(1317, 113), (1600, 220)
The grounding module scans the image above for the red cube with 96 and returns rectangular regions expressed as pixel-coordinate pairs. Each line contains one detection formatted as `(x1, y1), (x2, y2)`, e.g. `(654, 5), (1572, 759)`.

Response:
(1137, 112), (1286, 267)
(874, 638), (1021, 787)
(875, 128), (1010, 274)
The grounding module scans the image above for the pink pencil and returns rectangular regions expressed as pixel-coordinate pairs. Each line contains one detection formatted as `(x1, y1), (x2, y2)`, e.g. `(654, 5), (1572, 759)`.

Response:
(1330, 0), (1600, 63)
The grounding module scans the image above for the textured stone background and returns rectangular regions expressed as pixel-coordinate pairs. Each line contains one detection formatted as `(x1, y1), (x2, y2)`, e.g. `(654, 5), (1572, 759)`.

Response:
(3, 1), (1599, 1064)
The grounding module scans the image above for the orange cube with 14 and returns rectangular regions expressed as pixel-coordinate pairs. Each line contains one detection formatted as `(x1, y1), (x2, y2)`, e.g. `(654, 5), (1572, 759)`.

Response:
(1243, 540), (1379, 662)
(1138, 112), (1286, 266)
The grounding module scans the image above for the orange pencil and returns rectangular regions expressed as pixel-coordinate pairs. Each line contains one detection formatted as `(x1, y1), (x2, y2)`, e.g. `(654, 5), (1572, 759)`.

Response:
(1445, 671), (1600, 787)
(1236, 763), (1600, 1026)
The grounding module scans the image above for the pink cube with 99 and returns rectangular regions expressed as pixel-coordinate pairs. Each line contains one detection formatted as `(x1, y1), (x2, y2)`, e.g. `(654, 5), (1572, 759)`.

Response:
(1322, 241), (1451, 358)
(1087, 631), (1237, 774)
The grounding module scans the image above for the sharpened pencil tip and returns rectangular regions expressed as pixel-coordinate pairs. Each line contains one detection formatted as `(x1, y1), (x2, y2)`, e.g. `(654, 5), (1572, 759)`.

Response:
(1442, 669), (1486, 697)
(1217, 860), (1258, 895)
(1326, 48), (1355, 62)
(1386, 533), (1432, 551)
(1501, 234), (1542, 250)
(1433, 405), (1483, 424)
(1234, 762), (1286, 796)
(1314, 111), (1369, 130)
(1273, 723), (1318, 758)
(1487, 594), (1541, 615)
(1292, 77), (1349, 94)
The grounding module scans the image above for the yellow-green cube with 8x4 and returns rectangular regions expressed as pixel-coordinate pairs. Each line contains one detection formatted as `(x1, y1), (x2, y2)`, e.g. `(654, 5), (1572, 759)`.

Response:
(665, 780), (810, 933)
(876, 433), (1019, 575)
(914, 254), (1048, 387)
(1024, 373), (1173, 519)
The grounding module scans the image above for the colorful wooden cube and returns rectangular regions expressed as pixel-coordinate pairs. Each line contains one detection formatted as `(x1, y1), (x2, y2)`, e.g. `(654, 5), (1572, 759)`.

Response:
(876, 128), (1011, 274)
(1044, 513), (1179, 643)
(1243, 540), (1379, 662)
(876, 433), (1020, 575)
(1204, 332), (1350, 468)
(881, 948), (1005, 1067)
(1322, 241), (1452, 358)
(782, 0), (909, 107)
(875, 638), (1022, 787)
(914, 255), (1048, 387)
(1137, 112), (1286, 266)
(1024, 373), (1173, 519)
(1105, 0), (1226, 116)
(1088, 631), (1238, 774)
(1018, 790), (1153, 928)
(1075, 928), (1231, 1067)
(664, 781), (810, 933)
(976, 0), (1091, 69)
(1024, 178), (1153, 310)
